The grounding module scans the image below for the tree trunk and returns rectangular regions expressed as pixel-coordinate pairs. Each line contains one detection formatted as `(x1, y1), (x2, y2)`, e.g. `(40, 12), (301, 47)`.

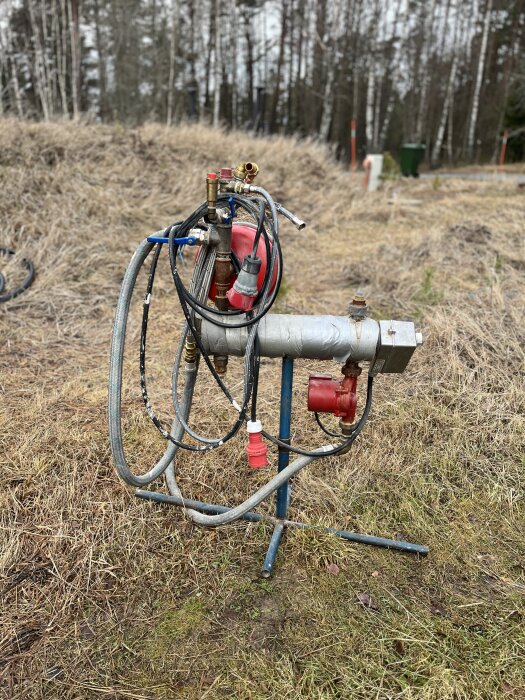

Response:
(269, 0), (288, 133)
(10, 55), (24, 118)
(491, 2), (522, 161)
(167, 0), (177, 125)
(242, 6), (254, 125)
(431, 54), (458, 167)
(365, 0), (380, 151)
(365, 62), (375, 149)
(378, 0), (403, 149)
(94, 0), (108, 120)
(467, 0), (493, 161)
(415, 0), (437, 143)
(69, 0), (81, 119)
(319, 0), (344, 142)
(28, 0), (51, 120)
(213, 0), (221, 127)
(447, 88), (455, 165)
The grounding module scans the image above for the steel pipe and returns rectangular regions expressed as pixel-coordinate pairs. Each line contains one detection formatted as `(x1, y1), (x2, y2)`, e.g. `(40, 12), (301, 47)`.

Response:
(199, 314), (380, 363)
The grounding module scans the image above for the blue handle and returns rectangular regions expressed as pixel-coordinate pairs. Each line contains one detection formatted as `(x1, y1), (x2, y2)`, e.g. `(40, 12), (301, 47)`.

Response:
(147, 235), (197, 245)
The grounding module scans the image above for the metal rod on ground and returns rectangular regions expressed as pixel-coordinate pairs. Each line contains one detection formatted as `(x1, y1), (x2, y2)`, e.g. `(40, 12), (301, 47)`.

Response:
(135, 490), (264, 523)
(134, 490), (429, 556)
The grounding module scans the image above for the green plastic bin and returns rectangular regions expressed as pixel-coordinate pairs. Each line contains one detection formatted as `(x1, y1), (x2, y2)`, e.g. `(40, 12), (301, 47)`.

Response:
(400, 144), (426, 177)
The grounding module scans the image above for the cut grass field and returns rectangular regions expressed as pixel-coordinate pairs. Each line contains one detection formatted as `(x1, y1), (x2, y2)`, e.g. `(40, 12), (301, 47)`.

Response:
(0, 119), (524, 699)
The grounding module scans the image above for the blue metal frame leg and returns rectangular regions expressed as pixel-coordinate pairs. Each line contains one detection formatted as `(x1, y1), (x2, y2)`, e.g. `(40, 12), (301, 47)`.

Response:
(261, 357), (294, 577)
(135, 357), (429, 577)
(258, 355), (428, 577)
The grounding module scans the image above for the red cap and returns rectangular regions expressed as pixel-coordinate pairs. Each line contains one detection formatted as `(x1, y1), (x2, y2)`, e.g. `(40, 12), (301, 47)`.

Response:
(207, 172), (217, 179)
(220, 167), (233, 179)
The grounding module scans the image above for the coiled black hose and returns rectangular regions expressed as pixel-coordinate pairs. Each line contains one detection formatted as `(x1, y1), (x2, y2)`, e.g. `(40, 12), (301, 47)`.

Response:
(0, 247), (35, 303)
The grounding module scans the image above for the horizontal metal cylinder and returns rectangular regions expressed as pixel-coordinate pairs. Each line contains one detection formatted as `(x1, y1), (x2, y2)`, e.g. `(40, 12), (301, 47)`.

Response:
(199, 314), (380, 363)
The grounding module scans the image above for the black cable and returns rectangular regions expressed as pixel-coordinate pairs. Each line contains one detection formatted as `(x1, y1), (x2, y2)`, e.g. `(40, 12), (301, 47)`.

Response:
(138, 244), (207, 451)
(314, 412), (345, 439)
(0, 247), (35, 303)
(167, 194), (280, 407)
(138, 243), (252, 450)
(251, 198), (266, 257)
(173, 202), (278, 323)
(164, 193), (280, 441)
(173, 200), (283, 330)
(138, 189), (369, 464)
(174, 234), (282, 329)
(250, 335), (261, 422)
(262, 375), (374, 457)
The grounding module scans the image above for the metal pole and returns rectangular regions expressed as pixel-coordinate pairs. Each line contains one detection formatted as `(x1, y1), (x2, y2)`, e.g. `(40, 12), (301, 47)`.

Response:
(276, 357), (294, 518)
(136, 489), (429, 556)
(261, 357), (294, 576)
(135, 490), (264, 524)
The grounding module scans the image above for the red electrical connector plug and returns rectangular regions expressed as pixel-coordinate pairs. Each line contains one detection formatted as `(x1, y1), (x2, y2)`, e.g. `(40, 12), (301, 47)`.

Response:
(226, 254), (262, 311)
(245, 420), (268, 468)
(227, 285), (258, 311)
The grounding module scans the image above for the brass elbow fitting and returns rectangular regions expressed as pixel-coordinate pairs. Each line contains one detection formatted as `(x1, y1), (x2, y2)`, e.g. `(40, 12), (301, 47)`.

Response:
(233, 161), (259, 184)
(233, 162), (246, 181)
(244, 161), (259, 183)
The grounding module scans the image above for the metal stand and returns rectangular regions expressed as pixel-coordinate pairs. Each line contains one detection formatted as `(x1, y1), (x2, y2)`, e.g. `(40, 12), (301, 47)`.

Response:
(135, 356), (429, 577)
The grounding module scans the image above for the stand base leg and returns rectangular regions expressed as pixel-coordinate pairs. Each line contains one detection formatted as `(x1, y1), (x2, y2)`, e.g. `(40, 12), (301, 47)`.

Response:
(259, 519), (428, 577)
(261, 523), (285, 578)
(134, 490), (429, 578)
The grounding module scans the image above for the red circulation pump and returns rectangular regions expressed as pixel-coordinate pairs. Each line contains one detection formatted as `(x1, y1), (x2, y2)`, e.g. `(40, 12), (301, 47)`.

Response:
(307, 368), (360, 426)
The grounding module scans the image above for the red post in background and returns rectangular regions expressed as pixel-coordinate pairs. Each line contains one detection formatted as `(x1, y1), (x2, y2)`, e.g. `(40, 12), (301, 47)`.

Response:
(351, 118), (357, 172)
(498, 129), (508, 172)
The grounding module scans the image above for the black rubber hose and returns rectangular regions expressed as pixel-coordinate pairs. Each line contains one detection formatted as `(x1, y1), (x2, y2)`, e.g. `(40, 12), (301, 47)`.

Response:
(175, 232), (283, 330)
(0, 247), (35, 303)
(251, 198), (267, 257)
(139, 242), (253, 450)
(172, 199), (278, 323)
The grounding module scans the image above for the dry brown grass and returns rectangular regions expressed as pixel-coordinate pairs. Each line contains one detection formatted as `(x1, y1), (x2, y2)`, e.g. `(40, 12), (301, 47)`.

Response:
(1, 119), (524, 699)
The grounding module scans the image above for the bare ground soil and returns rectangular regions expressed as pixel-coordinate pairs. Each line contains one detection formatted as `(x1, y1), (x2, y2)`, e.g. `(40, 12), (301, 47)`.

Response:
(1, 120), (524, 699)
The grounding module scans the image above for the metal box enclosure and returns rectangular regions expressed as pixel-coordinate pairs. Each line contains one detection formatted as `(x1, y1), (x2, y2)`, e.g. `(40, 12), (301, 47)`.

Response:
(371, 320), (422, 374)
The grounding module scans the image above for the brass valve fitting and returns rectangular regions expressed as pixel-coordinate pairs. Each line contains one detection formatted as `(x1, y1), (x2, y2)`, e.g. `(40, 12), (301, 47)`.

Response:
(206, 172), (218, 220)
(233, 161), (259, 184)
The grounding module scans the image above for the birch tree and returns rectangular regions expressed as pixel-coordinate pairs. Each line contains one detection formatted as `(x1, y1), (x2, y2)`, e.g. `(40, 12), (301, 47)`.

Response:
(319, 0), (344, 141)
(68, 0), (81, 119)
(212, 0), (221, 127)
(28, 0), (51, 119)
(467, 0), (493, 160)
(166, 0), (178, 125)
(431, 3), (462, 167)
